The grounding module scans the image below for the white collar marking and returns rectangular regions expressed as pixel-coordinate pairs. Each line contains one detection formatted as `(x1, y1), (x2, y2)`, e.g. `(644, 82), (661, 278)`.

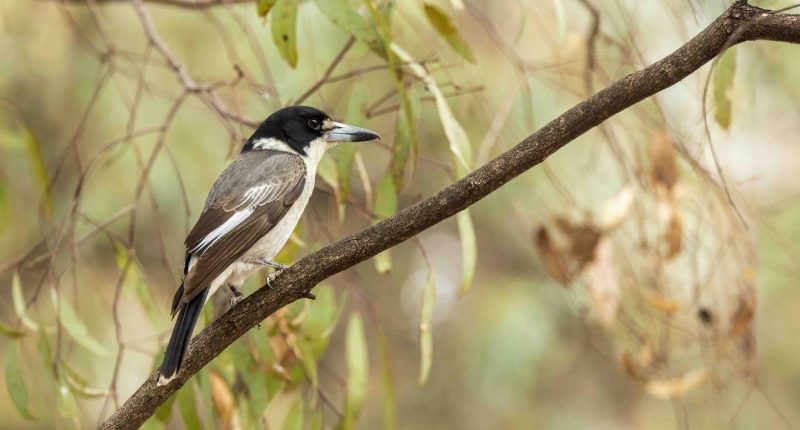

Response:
(252, 138), (295, 153)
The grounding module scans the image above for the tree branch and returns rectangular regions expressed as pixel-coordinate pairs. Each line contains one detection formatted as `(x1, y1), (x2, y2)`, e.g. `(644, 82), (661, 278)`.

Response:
(100, 2), (800, 428)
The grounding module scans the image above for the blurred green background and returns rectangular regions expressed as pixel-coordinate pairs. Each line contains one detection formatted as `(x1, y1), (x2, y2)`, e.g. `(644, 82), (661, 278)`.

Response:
(1, 0), (800, 428)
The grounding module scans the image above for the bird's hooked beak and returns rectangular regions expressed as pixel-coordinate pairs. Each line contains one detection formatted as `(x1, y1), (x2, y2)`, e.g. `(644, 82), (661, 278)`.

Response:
(325, 121), (380, 143)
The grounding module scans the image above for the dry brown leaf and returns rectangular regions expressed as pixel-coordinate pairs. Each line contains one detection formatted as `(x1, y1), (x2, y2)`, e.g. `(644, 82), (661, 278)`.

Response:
(638, 342), (654, 368)
(742, 266), (757, 283)
(730, 282), (757, 374)
(728, 289), (755, 339)
(647, 295), (680, 315)
(645, 368), (708, 399)
(210, 370), (237, 430)
(664, 207), (683, 260)
(649, 132), (678, 191)
(555, 217), (602, 267)
(269, 334), (290, 363)
(619, 352), (646, 382)
(581, 238), (619, 328)
(600, 186), (635, 230)
(534, 227), (569, 284)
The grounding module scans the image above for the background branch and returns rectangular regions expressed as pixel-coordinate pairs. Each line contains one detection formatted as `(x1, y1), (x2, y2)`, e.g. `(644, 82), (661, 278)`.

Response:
(99, 2), (800, 428)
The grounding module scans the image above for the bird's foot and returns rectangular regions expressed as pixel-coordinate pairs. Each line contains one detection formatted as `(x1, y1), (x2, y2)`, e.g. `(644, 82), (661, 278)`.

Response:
(227, 285), (260, 328)
(228, 285), (245, 309)
(254, 258), (289, 271)
(265, 270), (282, 289)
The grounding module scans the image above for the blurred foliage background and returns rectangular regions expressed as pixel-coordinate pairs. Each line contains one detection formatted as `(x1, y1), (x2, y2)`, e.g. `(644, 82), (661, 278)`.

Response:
(1, 0), (800, 428)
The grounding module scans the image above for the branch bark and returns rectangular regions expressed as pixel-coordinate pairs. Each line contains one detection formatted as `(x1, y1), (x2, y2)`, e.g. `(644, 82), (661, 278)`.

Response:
(100, 2), (800, 428)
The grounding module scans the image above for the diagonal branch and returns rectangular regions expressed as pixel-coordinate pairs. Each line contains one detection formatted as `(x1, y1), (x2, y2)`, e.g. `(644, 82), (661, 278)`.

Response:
(100, 2), (800, 428)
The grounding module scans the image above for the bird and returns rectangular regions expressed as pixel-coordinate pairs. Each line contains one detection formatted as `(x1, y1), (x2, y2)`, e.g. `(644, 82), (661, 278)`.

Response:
(158, 106), (379, 386)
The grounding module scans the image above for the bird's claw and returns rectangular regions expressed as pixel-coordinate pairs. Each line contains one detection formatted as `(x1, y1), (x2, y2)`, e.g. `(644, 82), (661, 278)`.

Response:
(265, 270), (283, 289)
(228, 287), (245, 309)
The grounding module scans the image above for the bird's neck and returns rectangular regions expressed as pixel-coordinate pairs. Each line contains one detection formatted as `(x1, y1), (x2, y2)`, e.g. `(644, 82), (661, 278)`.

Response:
(303, 138), (332, 171)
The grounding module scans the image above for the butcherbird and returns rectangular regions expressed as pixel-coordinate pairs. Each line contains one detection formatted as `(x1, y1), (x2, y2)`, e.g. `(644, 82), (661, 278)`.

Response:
(158, 106), (379, 385)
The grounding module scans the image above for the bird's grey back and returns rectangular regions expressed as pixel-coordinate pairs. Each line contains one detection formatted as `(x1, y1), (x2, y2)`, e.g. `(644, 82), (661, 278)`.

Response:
(203, 150), (306, 212)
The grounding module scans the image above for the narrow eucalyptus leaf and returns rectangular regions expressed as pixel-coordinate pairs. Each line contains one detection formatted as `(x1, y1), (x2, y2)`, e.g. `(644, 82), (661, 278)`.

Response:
(713, 48), (737, 129)
(6, 343), (34, 420)
(257, 0), (278, 17)
(50, 289), (111, 356)
(12, 272), (39, 332)
(283, 397), (304, 430)
(177, 381), (202, 430)
(342, 313), (368, 430)
(313, 0), (384, 57)
(271, 0), (299, 68)
(419, 269), (436, 384)
(457, 210), (477, 295)
(423, 3), (475, 62)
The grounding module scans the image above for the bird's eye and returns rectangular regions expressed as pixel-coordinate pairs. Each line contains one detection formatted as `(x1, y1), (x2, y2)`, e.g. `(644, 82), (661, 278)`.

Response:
(308, 119), (321, 130)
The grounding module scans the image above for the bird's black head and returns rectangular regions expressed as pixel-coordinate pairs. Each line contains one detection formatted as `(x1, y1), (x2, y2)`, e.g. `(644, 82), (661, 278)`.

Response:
(243, 105), (379, 155)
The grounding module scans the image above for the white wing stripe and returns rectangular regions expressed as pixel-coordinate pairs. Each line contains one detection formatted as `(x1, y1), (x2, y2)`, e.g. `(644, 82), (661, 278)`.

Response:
(190, 207), (255, 253)
(225, 183), (288, 212)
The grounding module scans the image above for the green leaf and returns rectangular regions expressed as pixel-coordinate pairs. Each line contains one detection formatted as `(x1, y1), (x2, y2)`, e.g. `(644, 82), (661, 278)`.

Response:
(50, 289), (111, 356)
(377, 327), (396, 430)
(317, 155), (339, 194)
(713, 48), (737, 129)
(0, 180), (9, 233)
(6, 343), (34, 420)
(283, 397), (304, 430)
(423, 3), (475, 63)
(20, 125), (51, 218)
(257, 0), (278, 17)
(313, 0), (384, 56)
(374, 171), (397, 220)
(372, 171), (397, 274)
(56, 383), (79, 419)
(177, 381), (202, 430)
(418, 268), (436, 384)
(342, 313), (368, 430)
(195, 369), (215, 427)
(307, 410), (323, 430)
(64, 365), (108, 398)
(115, 244), (163, 328)
(12, 272), (39, 332)
(457, 210), (477, 295)
(141, 417), (165, 430)
(317, 155), (342, 220)
(36, 326), (54, 372)
(336, 85), (368, 202)
(392, 44), (473, 176)
(294, 335), (319, 389)
(0, 322), (24, 338)
(390, 95), (417, 190)
(301, 284), (342, 340)
(271, 0), (300, 68)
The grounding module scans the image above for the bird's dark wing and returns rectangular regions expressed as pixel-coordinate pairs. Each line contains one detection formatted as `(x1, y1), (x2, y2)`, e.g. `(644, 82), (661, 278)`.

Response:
(177, 150), (305, 308)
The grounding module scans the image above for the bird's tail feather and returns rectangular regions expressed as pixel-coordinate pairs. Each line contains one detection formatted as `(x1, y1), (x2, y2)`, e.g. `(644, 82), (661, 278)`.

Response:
(158, 287), (208, 386)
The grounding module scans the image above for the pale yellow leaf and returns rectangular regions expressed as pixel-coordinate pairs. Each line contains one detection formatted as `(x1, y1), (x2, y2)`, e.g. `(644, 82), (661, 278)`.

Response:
(645, 368), (708, 399)
(581, 238), (619, 328)
(599, 186), (635, 230)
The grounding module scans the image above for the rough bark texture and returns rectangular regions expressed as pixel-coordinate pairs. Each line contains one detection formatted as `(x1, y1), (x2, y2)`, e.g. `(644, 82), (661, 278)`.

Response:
(100, 2), (800, 428)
